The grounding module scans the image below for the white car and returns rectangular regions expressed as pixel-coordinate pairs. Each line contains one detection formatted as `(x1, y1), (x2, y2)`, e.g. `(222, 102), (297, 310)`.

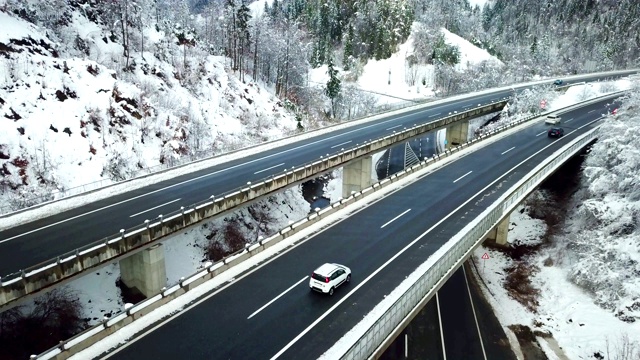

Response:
(309, 263), (351, 295)
(545, 114), (561, 125)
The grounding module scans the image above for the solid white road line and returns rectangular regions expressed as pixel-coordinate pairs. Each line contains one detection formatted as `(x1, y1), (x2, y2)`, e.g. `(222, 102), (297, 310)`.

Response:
(436, 292), (447, 360)
(254, 163), (286, 174)
(386, 125), (402, 131)
(565, 118), (574, 122)
(271, 119), (605, 359)
(247, 276), (309, 320)
(453, 171), (473, 183)
(501, 147), (515, 155)
(129, 199), (182, 218)
(331, 140), (353, 149)
(536, 131), (547, 137)
(462, 266), (487, 360)
(588, 110), (595, 113)
(405, 333), (409, 358)
(380, 209), (411, 228)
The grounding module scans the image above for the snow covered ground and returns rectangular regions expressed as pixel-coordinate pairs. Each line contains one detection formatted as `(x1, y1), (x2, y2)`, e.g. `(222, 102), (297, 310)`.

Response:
(308, 26), (503, 106)
(471, 203), (640, 359)
(0, 6), (298, 214)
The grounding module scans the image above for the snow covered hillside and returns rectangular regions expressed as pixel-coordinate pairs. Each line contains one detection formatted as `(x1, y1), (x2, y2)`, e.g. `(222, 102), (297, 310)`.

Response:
(309, 25), (503, 106)
(565, 87), (640, 321)
(0, 5), (297, 212)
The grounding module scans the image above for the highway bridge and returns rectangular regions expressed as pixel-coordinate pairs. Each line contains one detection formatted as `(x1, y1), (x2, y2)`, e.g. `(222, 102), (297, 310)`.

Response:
(0, 71), (633, 310)
(34, 86), (624, 359)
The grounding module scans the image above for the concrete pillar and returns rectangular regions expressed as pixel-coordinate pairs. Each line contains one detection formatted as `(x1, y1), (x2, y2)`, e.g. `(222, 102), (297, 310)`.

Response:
(119, 243), (167, 298)
(342, 156), (373, 198)
(485, 215), (510, 246)
(445, 121), (469, 149)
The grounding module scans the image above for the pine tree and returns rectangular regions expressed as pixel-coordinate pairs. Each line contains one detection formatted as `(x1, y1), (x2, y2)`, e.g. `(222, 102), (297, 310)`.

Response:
(236, 1), (251, 82)
(325, 57), (341, 118)
(343, 24), (354, 71)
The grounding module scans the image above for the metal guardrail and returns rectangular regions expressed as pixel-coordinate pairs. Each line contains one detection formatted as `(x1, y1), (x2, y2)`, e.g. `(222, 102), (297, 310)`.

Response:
(339, 128), (600, 360)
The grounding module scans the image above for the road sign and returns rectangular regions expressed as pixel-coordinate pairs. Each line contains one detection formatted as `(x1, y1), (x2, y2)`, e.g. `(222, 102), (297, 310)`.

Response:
(481, 252), (490, 274)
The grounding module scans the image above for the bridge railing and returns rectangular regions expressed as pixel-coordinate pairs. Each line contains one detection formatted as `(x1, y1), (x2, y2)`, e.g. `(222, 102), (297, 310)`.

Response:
(339, 127), (600, 360)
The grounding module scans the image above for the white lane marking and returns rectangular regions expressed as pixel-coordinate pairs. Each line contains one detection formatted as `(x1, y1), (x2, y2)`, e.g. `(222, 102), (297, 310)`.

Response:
(536, 131), (547, 137)
(129, 199), (181, 218)
(271, 118), (605, 360)
(247, 276), (308, 320)
(2, 109), (426, 244)
(429, 112), (442, 118)
(405, 333), (409, 358)
(565, 118), (574, 122)
(380, 209), (411, 228)
(453, 171), (473, 183)
(588, 110), (595, 113)
(437, 292), (447, 360)
(501, 147), (515, 155)
(255, 163), (285, 175)
(386, 125), (402, 131)
(463, 266), (487, 360)
(331, 140), (352, 149)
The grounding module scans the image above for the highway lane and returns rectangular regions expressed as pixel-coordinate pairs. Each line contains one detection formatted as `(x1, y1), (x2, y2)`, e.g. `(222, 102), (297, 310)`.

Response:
(380, 264), (516, 360)
(102, 96), (618, 359)
(0, 73), (628, 277)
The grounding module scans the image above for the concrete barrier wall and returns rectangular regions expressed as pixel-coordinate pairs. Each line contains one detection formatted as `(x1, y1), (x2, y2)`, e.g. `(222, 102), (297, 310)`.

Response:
(0, 102), (507, 309)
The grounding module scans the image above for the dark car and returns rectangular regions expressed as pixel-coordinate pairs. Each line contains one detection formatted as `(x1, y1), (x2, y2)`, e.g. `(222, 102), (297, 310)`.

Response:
(548, 127), (564, 138)
(553, 79), (564, 85)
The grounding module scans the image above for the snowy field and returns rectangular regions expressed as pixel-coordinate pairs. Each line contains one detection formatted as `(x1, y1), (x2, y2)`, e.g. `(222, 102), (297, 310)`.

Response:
(472, 204), (640, 359)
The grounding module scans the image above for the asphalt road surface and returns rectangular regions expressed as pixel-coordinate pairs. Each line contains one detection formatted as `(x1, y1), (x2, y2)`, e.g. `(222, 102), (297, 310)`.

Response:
(96, 94), (621, 359)
(381, 263), (516, 360)
(0, 72), (631, 278)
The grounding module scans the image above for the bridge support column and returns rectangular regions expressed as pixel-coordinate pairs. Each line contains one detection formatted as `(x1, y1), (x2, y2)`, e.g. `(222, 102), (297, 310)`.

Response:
(445, 121), (469, 149)
(485, 215), (510, 246)
(119, 243), (167, 298)
(342, 156), (372, 198)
